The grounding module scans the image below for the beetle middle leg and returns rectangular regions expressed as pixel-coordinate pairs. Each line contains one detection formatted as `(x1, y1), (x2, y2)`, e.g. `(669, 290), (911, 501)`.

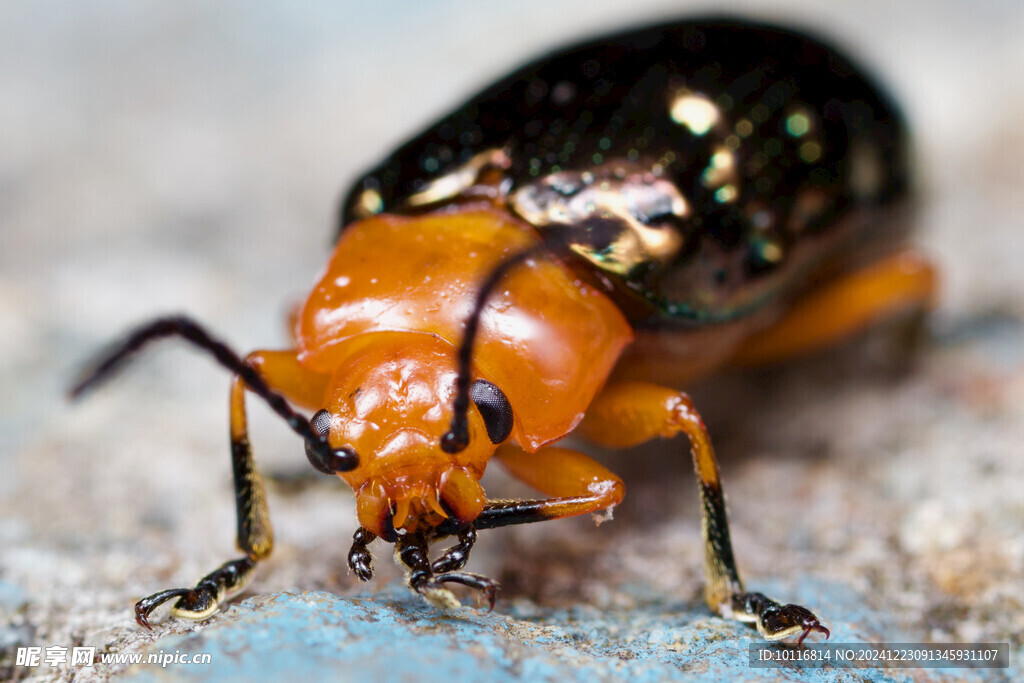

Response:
(482, 445), (626, 527)
(577, 381), (829, 642)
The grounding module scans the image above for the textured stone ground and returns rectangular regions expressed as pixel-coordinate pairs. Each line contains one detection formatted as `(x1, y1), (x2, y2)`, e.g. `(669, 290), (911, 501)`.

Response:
(2, 2), (1022, 681)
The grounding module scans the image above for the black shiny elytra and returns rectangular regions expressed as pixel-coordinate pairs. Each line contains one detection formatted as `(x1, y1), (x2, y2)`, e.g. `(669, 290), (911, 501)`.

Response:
(340, 18), (909, 326)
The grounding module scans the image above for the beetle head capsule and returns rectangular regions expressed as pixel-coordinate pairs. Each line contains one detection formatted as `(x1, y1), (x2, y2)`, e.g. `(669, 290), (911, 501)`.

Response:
(317, 332), (492, 539)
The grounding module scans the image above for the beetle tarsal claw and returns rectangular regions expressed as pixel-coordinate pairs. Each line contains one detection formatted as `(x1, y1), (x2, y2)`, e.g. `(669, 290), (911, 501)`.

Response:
(732, 592), (830, 644)
(404, 562), (501, 610)
(758, 604), (830, 644)
(133, 557), (256, 629)
(411, 572), (500, 612)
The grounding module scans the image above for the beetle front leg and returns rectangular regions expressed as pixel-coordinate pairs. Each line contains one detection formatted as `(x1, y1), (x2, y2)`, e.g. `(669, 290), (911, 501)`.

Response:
(70, 320), (346, 627)
(396, 533), (498, 611)
(481, 444), (626, 528)
(348, 527), (377, 581)
(136, 350), (330, 628)
(134, 365), (277, 628)
(431, 527), (478, 574)
(577, 381), (829, 643)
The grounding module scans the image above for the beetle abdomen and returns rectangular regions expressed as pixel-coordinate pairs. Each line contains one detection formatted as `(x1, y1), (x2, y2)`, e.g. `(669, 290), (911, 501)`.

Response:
(341, 19), (910, 325)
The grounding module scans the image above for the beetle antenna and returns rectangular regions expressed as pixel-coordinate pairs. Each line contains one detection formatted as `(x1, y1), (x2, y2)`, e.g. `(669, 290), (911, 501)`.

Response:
(440, 243), (550, 453)
(441, 209), (615, 454)
(441, 218), (626, 453)
(69, 315), (357, 470)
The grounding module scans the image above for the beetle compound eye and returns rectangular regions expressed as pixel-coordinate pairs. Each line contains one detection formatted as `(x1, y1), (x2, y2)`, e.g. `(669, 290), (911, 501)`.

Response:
(305, 440), (358, 474)
(310, 408), (331, 438)
(470, 379), (513, 444)
(304, 436), (335, 476)
(304, 409), (358, 474)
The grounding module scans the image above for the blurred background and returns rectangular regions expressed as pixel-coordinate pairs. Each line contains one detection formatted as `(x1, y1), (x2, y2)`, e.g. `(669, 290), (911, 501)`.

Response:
(2, 0), (1022, 680)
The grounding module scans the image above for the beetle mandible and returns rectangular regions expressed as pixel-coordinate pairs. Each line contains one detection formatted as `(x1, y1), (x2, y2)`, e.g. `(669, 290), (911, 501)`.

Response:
(72, 18), (937, 643)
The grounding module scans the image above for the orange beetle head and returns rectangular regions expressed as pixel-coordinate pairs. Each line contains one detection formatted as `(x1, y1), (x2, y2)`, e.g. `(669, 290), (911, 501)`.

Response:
(316, 332), (499, 540)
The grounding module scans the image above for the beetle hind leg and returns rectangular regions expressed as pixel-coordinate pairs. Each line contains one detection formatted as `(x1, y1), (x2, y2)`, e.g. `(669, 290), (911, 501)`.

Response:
(730, 249), (938, 366)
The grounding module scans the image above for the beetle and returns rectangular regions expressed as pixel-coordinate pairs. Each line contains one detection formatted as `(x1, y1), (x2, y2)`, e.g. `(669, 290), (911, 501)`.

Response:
(71, 18), (937, 643)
